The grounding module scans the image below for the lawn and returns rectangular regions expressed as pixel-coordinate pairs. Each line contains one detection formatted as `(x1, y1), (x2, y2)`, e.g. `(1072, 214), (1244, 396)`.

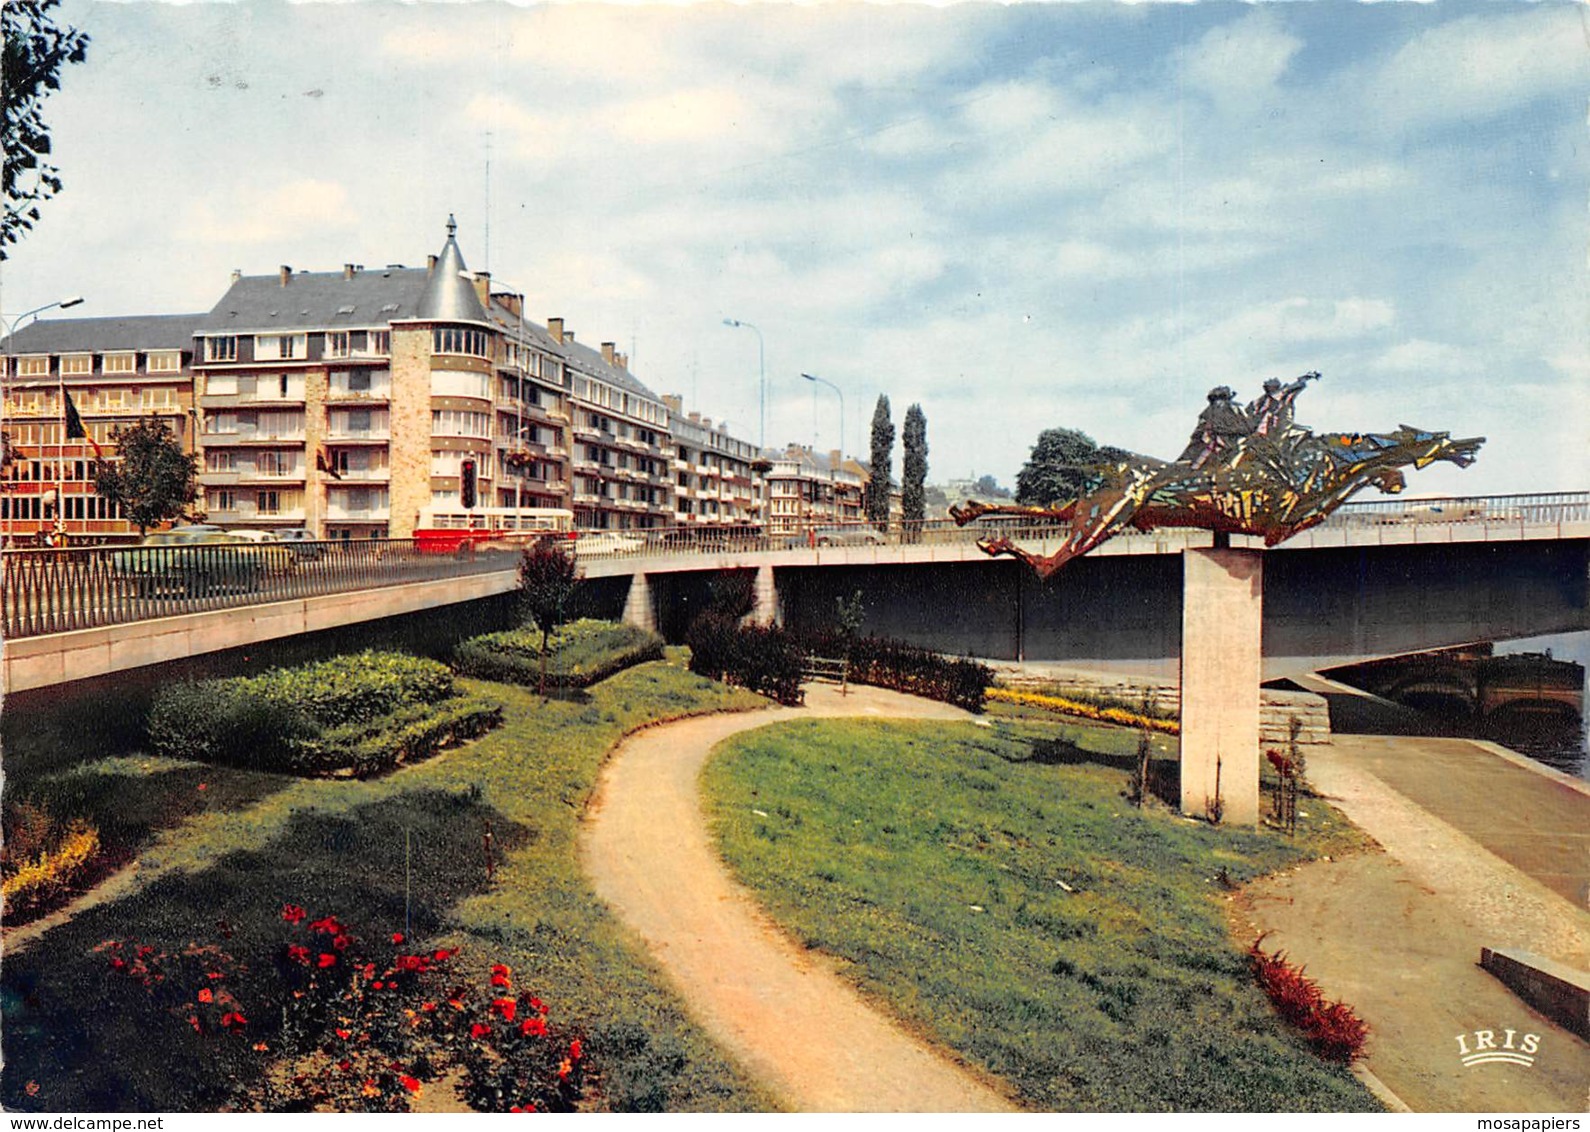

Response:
(2, 653), (780, 1113)
(701, 715), (1378, 1112)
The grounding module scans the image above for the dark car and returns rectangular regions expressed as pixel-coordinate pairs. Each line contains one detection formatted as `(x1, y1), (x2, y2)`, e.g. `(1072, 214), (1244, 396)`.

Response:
(787, 525), (887, 549)
(112, 526), (270, 597)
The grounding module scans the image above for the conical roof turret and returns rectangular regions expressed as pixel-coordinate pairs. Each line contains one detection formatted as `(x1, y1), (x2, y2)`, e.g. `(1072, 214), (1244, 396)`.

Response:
(416, 214), (489, 324)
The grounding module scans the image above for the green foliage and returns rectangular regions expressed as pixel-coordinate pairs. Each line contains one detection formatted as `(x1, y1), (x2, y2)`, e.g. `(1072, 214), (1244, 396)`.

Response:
(833, 590), (865, 656)
(797, 630), (991, 712)
(686, 617), (805, 706)
(704, 718), (1379, 1112)
(975, 474), (1011, 500)
(1015, 427), (1132, 507)
(865, 395), (894, 526)
(93, 416), (199, 534)
(454, 619), (664, 690)
(2, 0), (90, 257)
(146, 652), (484, 776)
(901, 403), (928, 533)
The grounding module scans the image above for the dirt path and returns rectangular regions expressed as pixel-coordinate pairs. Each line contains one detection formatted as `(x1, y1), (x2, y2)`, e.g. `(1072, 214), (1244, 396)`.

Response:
(580, 684), (1018, 1113)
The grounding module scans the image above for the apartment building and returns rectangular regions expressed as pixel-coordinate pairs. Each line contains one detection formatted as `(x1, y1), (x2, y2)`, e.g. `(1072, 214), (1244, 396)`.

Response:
(1, 314), (202, 542)
(662, 396), (762, 527)
(762, 444), (865, 537)
(563, 329), (674, 531)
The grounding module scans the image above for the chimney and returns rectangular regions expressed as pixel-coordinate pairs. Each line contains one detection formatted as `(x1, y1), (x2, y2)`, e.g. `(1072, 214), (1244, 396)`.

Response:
(471, 270), (491, 307)
(601, 342), (616, 366)
(616, 352), (629, 371)
(688, 412), (700, 424)
(231, 269), (242, 284)
(343, 263), (356, 280)
(279, 265), (292, 286)
(662, 394), (683, 414)
(495, 292), (522, 319)
(830, 449), (842, 470)
(427, 254), (438, 276)
(547, 317), (564, 344)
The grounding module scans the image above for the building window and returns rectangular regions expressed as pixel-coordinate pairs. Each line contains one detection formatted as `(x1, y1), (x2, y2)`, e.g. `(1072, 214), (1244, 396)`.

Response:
(206, 450), (238, 472)
(432, 327), (488, 358)
(209, 489), (237, 512)
(326, 332), (350, 358)
(347, 368), (371, 392)
(18, 356), (49, 377)
(60, 354), (92, 375)
(147, 350), (181, 373)
(256, 490), (282, 515)
(140, 387), (178, 410)
(205, 336), (238, 362)
(103, 353), (136, 374)
(369, 331), (390, 355)
(431, 410), (491, 438)
(256, 450), (293, 477)
(254, 334), (307, 361)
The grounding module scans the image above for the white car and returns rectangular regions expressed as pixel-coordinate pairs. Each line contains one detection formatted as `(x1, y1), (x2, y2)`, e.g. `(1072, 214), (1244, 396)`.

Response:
(575, 531), (643, 557)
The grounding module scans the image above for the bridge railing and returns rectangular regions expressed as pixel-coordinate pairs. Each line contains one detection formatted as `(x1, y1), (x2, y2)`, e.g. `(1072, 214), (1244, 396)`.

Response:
(1, 539), (511, 641)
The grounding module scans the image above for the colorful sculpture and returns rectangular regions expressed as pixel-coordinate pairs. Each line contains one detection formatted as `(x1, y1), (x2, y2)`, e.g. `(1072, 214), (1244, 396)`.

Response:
(952, 373), (1484, 579)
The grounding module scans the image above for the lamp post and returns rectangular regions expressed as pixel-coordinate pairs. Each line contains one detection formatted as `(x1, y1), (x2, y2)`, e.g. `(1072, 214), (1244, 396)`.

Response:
(800, 372), (844, 525)
(1, 296), (85, 546)
(722, 318), (765, 450)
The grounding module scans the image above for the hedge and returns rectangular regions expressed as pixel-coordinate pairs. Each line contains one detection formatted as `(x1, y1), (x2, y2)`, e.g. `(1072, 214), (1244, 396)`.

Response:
(685, 614), (804, 706)
(146, 652), (499, 777)
(795, 631), (992, 713)
(452, 619), (664, 689)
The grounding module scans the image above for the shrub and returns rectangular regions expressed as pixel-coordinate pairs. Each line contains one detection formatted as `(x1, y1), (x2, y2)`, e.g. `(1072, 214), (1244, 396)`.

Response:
(1249, 937), (1369, 1062)
(796, 630), (991, 712)
(454, 620), (664, 689)
(1, 814), (101, 916)
(97, 909), (588, 1112)
(685, 615), (804, 706)
(147, 652), (495, 777)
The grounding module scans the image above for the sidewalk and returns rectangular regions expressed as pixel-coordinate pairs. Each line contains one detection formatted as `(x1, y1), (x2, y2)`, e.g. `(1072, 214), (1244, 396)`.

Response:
(1236, 735), (1589, 1112)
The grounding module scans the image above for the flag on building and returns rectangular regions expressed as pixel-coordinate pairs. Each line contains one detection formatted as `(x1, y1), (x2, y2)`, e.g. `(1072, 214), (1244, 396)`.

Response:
(316, 448), (342, 480)
(62, 388), (104, 459)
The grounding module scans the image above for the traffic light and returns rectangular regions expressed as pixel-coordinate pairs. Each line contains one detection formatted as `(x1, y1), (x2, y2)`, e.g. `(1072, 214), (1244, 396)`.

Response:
(461, 459), (477, 509)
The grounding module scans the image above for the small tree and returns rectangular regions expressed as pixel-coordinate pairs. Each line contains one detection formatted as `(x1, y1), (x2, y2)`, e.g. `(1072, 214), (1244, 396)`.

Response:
(901, 403), (928, 541)
(3, 0), (91, 258)
(865, 395), (894, 529)
(94, 416), (198, 535)
(1014, 428), (1131, 506)
(517, 538), (583, 695)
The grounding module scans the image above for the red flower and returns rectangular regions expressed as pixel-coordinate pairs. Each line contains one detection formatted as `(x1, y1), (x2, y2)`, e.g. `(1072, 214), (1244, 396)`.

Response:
(373, 981), (386, 990)
(221, 1012), (248, 1032)
(308, 915), (343, 936)
(332, 934), (353, 951)
(287, 945), (311, 965)
(395, 955), (430, 973)
(557, 1058), (572, 1080)
(187, 1015), (201, 1033)
(281, 904), (307, 924)
(197, 783), (208, 791)
(337, 1060), (352, 1073)
(569, 1038), (583, 1062)
(400, 1076), (422, 1095)
(336, 1028), (352, 1040)
(362, 963), (377, 979)
(317, 953), (337, 968)
(528, 997), (546, 1015)
(470, 1023), (492, 1040)
(197, 988), (214, 1004)
(519, 1017), (547, 1037)
(490, 963), (512, 988)
(421, 1002), (438, 1013)
(509, 1105), (535, 1113)
(433, 948), (456, 962)
(109, 957), (126, 970)
(491, 998), (517, 1023)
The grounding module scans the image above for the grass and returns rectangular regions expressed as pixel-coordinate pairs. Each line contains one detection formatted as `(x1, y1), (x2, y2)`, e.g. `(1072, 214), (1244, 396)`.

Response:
(454, 619), (665, 689)
(2, 653), (780, 1113)
(701, 715), (1377, 1112)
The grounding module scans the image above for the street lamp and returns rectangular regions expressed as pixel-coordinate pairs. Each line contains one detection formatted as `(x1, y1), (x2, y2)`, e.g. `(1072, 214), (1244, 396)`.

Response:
(801, 372), (845, 526)
(1, 296), (85, 545)
(722, 318), (765, 450)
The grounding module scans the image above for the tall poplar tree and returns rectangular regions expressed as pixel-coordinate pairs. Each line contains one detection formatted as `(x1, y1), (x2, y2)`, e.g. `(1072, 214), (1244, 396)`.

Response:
(865, 395), (894, 527)
(901, 403), (928, 539)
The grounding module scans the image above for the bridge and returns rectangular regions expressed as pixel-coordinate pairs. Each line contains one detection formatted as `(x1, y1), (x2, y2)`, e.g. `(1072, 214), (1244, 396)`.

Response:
(3, 491), (1587, 694)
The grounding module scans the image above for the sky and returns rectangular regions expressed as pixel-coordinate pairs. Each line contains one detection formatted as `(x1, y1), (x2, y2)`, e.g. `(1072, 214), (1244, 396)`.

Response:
(2, 0), (1587, 497)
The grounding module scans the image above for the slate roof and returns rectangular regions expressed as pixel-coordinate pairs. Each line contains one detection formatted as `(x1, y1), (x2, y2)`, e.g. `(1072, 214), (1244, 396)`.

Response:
(193, 266), (430, 335)
(414, 217), (488, 325)
(3, 313), (206, 354)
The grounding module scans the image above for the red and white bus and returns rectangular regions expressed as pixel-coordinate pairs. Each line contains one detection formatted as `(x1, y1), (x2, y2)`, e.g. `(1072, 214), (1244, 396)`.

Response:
(413, 506), (576, 554)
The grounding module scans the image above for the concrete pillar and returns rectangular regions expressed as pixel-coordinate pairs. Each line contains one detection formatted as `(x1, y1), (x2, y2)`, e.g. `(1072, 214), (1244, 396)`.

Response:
(1179, 547), (1263, 825)
(746, 564), (780, 626)
(621, 571), (656, 632)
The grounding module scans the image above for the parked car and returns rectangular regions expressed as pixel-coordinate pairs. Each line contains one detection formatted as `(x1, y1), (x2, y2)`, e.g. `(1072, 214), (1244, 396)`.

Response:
(575, 531), (643, 558)
(272, 527), (325, 560)
(787, 525), (886, 549)
(112, 525), (273, 596)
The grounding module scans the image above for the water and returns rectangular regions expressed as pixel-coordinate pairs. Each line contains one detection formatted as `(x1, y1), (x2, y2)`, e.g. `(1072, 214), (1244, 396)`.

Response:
(1492, 630), (1588, 780)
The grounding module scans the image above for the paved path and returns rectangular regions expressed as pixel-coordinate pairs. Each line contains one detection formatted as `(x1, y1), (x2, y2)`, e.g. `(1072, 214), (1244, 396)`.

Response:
(1236, 735), (1590, 1113)
(580, 684), (1018, 1113)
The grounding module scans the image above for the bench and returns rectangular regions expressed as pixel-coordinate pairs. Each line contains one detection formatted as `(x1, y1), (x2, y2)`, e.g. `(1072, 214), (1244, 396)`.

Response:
(801, 656), (850, 691)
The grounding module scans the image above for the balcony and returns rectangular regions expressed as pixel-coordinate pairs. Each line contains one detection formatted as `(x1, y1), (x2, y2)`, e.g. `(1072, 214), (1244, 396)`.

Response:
(201, 431), (306, 447)
(324, 505), (391, 522)
(324, 429), (390, 444)
(206, 507), (307, 524)
(328, 467), (390, 484)
(199, 471), (240, 487)
(324, 388), (391, 406)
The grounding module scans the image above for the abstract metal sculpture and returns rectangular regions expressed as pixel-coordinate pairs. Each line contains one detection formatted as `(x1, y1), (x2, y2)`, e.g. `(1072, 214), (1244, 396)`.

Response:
(952, 373), (1484, 579)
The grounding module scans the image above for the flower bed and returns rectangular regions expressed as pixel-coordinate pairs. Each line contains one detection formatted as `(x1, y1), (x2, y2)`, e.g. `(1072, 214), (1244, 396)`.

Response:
(1249, 937), (1369, 1062)
(987, 686), (1181, 733)
(95, 907), (588, 1112)
(1, 806), (101, 918)
(453, 619), (664, 689)
(147, 652), (501, 777)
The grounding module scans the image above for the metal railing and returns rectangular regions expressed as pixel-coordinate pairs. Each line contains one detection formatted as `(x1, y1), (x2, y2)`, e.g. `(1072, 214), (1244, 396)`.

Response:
(4, 491), (1584, 642)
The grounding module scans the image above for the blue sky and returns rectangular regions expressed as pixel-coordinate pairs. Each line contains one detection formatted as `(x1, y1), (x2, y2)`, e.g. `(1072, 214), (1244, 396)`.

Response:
(3, 0), (1586, 496)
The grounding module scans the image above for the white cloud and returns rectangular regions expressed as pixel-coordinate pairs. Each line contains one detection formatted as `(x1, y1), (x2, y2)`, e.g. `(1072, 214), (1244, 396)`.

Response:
(187, 179), (355, 247)
(1370, 339), (1482, 378)
(1177, 10), (1302, 107)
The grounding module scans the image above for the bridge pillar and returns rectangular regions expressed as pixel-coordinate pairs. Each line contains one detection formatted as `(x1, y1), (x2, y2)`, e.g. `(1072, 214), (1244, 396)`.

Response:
(1179, 548), (1263, 825)
(746, 564), (781, 626)
(622, 572), (657, 633)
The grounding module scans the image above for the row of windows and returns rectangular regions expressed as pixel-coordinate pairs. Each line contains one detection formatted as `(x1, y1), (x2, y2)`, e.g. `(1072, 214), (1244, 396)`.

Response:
(578, 377), (666, 426)
(431, 410), (492, 439)
(326, 330), (391, 358)
(433, 327), (489, 358)
(5, 387), (181, 414)
(206, 488), (305, 515)
(0, 494), (125, 520)
(8, 351), (183, 377)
